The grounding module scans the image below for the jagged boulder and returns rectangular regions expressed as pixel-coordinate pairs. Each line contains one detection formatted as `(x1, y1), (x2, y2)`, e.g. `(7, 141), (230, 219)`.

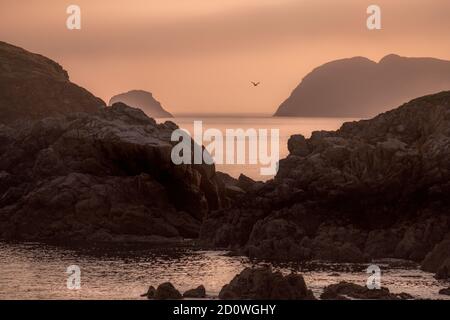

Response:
(154, 282), (182, 300)
(183, 285), (206, 298)
(201, 91), (450, 263)
(218, 267), (315, 300)
(421, 237), (450, 279)
(141, 286), (157, 299)
(0, 103), (225, 241)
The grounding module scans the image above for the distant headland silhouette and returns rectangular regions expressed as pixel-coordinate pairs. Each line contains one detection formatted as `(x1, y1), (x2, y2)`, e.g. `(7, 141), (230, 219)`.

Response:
(275, 54), (450, 117)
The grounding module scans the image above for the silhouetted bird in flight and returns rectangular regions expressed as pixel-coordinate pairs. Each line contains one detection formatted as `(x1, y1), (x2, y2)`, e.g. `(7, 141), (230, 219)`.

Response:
(251, 81), (260, 87)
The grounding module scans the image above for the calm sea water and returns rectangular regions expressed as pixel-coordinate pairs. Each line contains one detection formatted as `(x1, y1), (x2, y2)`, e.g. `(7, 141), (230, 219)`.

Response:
(0, 242), (448, 300)
(158, 116), (358, 181)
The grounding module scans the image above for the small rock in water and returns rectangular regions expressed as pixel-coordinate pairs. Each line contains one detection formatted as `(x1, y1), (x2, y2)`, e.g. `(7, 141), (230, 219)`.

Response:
(183, 285), (206, 298)
(141, 286), (156, 299)
(320, 281), (413, 300)
(219, 266), (315, 300)
(155, 282), (182, 300)
(439, 287), (450, 296)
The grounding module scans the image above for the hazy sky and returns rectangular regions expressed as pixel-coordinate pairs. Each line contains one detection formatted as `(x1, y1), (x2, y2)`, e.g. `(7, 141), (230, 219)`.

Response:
(1, 0), (450, 115)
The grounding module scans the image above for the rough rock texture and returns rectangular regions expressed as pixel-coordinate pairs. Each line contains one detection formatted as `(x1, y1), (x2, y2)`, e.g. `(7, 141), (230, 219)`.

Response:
(421, 237), (450, 279)
(320, 281), (413, 300)
(275, 55), (450, 117)
(183, 285), (206, 298)
(110, 90), (172, 118)
(0, 41), (105, 123)
(0, 103), (225, 241)
(141, 286), (157, 298)
(154, 282), (182, 300)
(218, 267), (315, 300)
(215, 172), (263, 204)
(201, 91), (450, 266)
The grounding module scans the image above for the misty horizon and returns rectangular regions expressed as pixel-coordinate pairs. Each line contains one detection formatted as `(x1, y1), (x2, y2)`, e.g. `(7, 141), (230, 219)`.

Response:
(2, 0), (450, 115)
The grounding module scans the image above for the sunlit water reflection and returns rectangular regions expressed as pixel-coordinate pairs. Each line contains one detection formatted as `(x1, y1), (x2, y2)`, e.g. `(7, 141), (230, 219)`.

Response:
(0, 242), (448, 300)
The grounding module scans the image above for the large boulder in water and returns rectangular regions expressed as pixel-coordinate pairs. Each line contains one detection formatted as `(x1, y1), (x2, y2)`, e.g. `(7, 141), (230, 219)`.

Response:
(0, 41), (105, 123)
(154, 282), (182, 300)
(183, 285), (206, 298)
(219, 266), (315, 300)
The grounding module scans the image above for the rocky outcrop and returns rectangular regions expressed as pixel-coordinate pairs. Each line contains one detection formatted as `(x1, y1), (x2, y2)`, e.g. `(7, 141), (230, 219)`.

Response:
(154, 282), (182, 300)
(215, 172), (263, 204)
(439, 288), (450, 296)
(201, 91), (450, 265)
(320, 282), (413, 300)
(0, 41), (105, 123)
(0, 103), (225, 241)
(421, 237), (450, 279)
(141, 286), (157, 298)
(142, 283), (206, 299)
(275, 55), (450, 117)
(110, 90), (172, 118)
(218, 267), (315, 300)
(0, 42), (227, 242)
(183, 285), (206, 298)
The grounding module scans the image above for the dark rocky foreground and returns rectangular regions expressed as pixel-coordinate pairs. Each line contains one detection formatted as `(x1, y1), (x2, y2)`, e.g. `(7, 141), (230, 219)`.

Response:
(320, 281), (413, 300)
(141, 283), (206, 300)
(0, 41), (228, 241)
(0, 103), (228, 241)
(142, 267), (418, 300)
(218, 266), (315, 300)
(1, 41), (449, 286)
(201, 91), (450, 279)
(439, 287), (450, 296)
(142, 267), (316, 300)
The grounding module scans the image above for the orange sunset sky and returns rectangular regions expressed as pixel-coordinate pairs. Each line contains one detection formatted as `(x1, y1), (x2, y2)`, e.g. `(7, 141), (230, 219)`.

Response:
(1, 0), (450, 115)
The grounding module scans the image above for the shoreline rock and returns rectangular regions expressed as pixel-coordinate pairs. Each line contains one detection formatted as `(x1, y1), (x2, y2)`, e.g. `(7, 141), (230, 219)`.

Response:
(141, 286), (156, 299)
(421, 238), (450, 280)
(183, 285), (206, 298)
(154, 282), (182, 300)
(439, 287), (450, 296)
(320, 281), (413, 300)
(142, 283), (206, 300)
(201, 91), (450, 267)
(218, 267), (316, 300)
(0, 41), (235, 242)
(0, 103), (228, 241)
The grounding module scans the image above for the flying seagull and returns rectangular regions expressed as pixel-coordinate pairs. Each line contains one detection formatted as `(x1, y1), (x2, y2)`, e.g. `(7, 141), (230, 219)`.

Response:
(251, 81), (260, 87)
